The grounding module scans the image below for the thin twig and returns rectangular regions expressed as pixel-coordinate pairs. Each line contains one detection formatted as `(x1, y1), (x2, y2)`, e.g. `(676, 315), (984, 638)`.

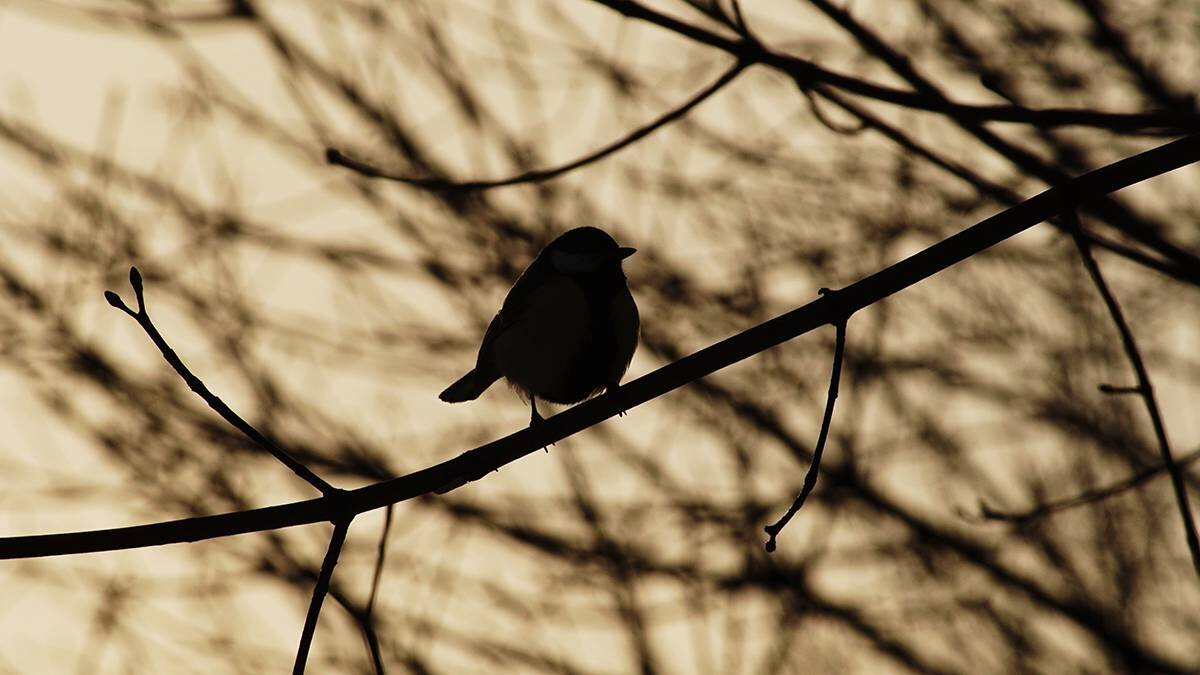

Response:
(764, 317), (847, 552)
(293, 518), (351, 675)
(362, 505), (393, 675)
(1065, 211), (1200, 577)
(3, 133), (1197, 560)
(326, 60), (747, 190)
(979, 446), (1200, 524)
(104, 268), (335, 495)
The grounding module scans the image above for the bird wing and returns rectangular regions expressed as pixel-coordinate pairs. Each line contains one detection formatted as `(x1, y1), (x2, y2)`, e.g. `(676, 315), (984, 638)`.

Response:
(471, 254), (551, 377)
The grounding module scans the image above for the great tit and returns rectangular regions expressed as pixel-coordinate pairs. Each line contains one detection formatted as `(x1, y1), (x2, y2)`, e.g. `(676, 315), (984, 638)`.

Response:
(439, 226), (639, 426)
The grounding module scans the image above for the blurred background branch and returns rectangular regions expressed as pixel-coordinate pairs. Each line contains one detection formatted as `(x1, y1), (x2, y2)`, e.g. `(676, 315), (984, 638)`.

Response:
(0, 0), (1198, 672)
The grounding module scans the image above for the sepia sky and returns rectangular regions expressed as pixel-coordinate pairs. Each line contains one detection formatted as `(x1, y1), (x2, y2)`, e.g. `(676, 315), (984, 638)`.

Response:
(1, 1), (1199, 673)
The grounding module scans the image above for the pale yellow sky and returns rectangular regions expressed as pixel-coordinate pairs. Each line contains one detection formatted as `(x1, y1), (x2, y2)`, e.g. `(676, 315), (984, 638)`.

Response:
(1, 1), (1198, 673)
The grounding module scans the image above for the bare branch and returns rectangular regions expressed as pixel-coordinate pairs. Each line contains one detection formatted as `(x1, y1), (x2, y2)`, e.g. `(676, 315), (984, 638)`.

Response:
(3, 132), (1199, 560)
(795, 0), (1200, 278)
(804, 83), (1200, 287)
(764, 315), (847, 552)
(1065, 211), (1200, 577)
(293, 518), (351, 675)
(326, 60), (747, 190)
(363, 505), (393, 675)
(589, 0), (1200, 132)
(979, 447), (1200, 524)
(104, 267), (336, 496)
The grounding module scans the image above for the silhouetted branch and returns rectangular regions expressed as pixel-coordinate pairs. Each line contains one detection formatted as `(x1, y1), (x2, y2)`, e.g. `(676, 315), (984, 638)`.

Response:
(979, 446), (1200, 524)
(363, 505), (393, 675)
(3, 132), (1198, 560)
(1064, 211), (1200, 577)
(326, 59), (747, 190)
(764, 316), (846, 552)
(590, 0), (1200, 132)
(805, 83), (1200, 287)
(104, 268), (335, 496)
(293, 518), (350, 675)
(794, 0), (1200, 278)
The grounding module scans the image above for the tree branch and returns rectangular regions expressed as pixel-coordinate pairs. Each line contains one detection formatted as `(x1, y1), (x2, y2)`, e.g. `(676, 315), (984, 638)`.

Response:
(589, 0), (1200, 133)
(363, 505), (393, 675)
(1065, 211), (1200, 577)
(293, 518), (350, 675)
(979, 446), (1200, 524)
(104, 268), (335, 496)
(326, 59), (747, 190)
(764, 317), (846, 552)
(3, 133), (1199, 560)
(792, 0), (1200, 277)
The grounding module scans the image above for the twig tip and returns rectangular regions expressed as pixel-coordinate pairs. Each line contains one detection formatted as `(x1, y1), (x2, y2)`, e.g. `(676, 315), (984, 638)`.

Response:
(763, 527), (778, 553)
(127, 267), (146, 312)
(103, 290), (127, 312)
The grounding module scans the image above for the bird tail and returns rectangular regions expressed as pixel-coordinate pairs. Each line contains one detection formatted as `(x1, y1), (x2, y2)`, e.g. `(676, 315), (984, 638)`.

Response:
(439, 368), (497, 402)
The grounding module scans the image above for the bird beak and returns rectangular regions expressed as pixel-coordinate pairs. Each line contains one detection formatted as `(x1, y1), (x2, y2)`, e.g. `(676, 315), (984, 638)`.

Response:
(617, 247), (637, 260)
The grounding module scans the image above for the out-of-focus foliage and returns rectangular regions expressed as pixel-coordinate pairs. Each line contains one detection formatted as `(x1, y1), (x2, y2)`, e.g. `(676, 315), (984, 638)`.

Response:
(0, 0), (1198, 673)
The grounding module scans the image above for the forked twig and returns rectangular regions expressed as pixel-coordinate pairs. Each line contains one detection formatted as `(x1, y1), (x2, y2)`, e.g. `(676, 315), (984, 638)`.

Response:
(764, 313), (848, 552)
(105, 267), (335, 495)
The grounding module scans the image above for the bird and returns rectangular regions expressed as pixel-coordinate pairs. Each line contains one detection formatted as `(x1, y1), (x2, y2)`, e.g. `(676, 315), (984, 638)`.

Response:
(439, 226), (639, 426)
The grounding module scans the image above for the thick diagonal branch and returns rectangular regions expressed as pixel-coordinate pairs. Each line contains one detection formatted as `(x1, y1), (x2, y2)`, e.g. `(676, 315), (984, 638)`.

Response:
(4, 133), (1199, 560)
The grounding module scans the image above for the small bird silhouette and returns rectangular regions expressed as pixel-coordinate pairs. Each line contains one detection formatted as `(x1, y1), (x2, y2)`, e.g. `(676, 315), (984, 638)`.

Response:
(439, 226), (639, 426)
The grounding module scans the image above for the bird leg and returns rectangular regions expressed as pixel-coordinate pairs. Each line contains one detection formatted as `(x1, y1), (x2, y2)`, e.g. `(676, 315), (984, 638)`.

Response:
(529, 397), (554, 452)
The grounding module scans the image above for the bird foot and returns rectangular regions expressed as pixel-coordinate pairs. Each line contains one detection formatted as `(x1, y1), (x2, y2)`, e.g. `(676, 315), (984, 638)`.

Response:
(529, 406), (555, 452)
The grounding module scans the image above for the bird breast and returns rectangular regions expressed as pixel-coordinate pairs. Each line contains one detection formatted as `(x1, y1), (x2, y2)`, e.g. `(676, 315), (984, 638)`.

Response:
(493, 274), (592, 403)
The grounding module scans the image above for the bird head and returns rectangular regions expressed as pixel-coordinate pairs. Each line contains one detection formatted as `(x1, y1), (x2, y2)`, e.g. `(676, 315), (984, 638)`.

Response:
(545, 226), (636, 277)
